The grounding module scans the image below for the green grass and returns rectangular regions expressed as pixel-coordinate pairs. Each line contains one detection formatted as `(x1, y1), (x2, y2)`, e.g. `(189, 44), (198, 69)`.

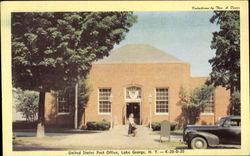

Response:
(15, 136), (67, 141)
(162, 140), (187, 149)
(171, 129), (183, 135)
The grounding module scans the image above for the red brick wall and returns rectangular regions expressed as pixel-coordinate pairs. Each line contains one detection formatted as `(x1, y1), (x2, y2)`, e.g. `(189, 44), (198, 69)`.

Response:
(85, 62), (190, 125)
(44, 92), (74, 127)
(44, 62), (230, 126)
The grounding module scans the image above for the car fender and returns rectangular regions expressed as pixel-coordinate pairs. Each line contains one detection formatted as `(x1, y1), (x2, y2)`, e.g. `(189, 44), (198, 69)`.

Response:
(188, 131), (219, 146)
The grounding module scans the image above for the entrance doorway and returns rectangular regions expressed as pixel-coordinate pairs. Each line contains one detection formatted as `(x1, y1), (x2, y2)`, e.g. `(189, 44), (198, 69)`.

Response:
(126, 103), (140, 124)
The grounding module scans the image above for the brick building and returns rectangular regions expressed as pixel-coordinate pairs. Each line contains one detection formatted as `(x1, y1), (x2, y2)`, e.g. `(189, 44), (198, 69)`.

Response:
(44, 44), (230, 127)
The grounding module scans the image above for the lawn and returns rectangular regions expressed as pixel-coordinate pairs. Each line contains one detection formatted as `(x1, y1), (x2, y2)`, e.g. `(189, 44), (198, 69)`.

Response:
(14, 136), (67, 142)
(162, 140), (187, 149)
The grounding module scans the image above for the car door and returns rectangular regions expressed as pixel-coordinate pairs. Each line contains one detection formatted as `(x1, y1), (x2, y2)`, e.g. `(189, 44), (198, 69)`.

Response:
(227, 119), (241, 144)
(220, 118), (241, 144)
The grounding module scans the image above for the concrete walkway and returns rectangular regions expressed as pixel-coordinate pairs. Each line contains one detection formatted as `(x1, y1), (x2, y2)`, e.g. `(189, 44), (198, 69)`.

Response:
(18, 125), (178, 149)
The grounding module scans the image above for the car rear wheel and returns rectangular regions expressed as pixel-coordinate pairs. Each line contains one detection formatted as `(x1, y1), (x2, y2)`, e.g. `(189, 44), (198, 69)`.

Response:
(190, 137), (208, 149)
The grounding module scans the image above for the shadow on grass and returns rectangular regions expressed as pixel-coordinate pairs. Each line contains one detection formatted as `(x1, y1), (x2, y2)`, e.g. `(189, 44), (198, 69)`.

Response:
(175, 147), (188, 149)
(13, 128), (103, 134)
(13, 140), (66, 151)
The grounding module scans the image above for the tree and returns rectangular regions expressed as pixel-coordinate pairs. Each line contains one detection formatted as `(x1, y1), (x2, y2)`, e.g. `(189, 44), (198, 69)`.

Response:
(12, 12), (137, 137)
(13, 88), (39, 121)
(177, 85), (214, 126)
(229, 91), (240, 115)
(206, 11), (240, 92)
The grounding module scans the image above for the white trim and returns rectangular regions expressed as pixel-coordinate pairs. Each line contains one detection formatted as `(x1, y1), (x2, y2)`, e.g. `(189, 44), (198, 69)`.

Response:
(155, 113), (169, 116)
(98, 113), (111, 115)
(57, 112), (70, 115)
(125, 99), (141, 103)
(200, 112), (214, 116)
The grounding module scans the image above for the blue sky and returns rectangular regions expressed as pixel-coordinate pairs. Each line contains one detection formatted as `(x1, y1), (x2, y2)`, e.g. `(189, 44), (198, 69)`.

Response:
(114, 11), (219, 77)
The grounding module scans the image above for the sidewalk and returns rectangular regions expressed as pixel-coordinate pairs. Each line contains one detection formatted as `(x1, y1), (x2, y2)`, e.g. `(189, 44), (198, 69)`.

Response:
(14, 125), (179, 150)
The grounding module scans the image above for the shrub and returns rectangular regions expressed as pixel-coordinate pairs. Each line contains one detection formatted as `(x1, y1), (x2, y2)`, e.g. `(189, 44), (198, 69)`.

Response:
(13, 121), (38, 129)
(151, 121), (177, 131)
(151, 122), (161, 131)
(86, 121), (110, 130)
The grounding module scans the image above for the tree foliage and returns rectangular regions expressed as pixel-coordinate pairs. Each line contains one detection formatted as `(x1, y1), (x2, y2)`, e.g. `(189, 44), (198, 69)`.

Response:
(12, 12), (137, 92)
(11, 12), (137, 136)
(13, 88), (39, 121)
(206, 11), (240, 92)
(229, 91), (240, 115)
(177, 85), (214, 126)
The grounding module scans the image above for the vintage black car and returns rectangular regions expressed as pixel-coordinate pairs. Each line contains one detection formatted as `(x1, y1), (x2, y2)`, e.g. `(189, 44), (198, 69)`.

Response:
(183, 116), (241, 149)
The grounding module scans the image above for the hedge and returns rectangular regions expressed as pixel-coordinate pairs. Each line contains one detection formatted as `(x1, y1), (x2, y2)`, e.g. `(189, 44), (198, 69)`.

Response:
(13, 121), (74, 129)
(151, 122), (177, 131)
(13, 121), (38, 129)
(86, 121), (110, 130)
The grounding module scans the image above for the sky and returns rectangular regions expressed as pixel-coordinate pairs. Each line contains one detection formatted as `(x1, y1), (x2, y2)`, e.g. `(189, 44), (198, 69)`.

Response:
(114, 11), (219, 77)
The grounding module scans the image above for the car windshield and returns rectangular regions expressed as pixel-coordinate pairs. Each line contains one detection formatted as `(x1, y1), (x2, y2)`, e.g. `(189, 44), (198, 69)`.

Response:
(218, 118), (226, 126)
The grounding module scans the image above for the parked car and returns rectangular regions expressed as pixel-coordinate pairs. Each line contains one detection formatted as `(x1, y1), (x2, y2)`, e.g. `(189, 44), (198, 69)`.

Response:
(183, 116), (241, 149)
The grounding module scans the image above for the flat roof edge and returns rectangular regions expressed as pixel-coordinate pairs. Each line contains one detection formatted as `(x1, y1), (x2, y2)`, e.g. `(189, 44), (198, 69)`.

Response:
(92, 61), (190, 65)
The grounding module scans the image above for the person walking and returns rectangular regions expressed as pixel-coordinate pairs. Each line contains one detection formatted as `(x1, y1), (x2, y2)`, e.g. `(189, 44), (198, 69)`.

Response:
(128, 113), (137, 137)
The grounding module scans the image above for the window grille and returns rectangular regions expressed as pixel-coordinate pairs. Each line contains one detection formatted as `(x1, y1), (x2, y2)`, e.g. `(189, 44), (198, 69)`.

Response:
(99, 88), (111, 113)
(156, 88), (168, 113)
(58, 92), (70, 113)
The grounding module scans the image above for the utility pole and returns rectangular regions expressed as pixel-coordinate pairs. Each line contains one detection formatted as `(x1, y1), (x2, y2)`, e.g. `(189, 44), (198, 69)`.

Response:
(74, 83), (78, 129)
(148, 94), (153, 130)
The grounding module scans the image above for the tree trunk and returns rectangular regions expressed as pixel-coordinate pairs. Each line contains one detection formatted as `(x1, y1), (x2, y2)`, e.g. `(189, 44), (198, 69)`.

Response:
(230, 86), (235, 115)
(36, 92), (45, 137)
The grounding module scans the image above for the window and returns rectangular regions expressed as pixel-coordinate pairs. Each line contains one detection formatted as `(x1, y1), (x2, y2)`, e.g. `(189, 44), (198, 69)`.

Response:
(156, 88), (169, 113)
(99, 88), (112, 113)
(58, 92), (70, 114)
(201, 93), (214, 113)
(224, 119), (241, 127)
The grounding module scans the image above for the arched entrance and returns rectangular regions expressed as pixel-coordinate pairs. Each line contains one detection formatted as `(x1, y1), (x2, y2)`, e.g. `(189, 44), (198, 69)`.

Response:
(125, 86), (141, 124)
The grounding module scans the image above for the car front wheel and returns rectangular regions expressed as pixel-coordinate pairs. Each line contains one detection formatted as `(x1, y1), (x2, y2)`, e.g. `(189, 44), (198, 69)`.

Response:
(190, 137), (208, 149)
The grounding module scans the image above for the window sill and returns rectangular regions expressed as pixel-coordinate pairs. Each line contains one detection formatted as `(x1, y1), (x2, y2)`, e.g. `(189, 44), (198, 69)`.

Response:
(200, 113), (214, 116)
(57, 112), (70, 115)
(155, 113), (169, 116)
(98, 113), (111, 115)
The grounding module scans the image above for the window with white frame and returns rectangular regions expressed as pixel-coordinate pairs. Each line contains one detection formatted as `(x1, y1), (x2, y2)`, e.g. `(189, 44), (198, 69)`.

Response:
(99, 88), (111, 113)
(156, 88), (169, 113)
(58, 92), (70, 113)
(201, 93), (215, 113)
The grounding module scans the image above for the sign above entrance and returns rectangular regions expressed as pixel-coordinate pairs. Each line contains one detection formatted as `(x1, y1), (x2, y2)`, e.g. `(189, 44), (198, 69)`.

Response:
(126, 86), (141, 102)
(128, 90), (139, 100)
